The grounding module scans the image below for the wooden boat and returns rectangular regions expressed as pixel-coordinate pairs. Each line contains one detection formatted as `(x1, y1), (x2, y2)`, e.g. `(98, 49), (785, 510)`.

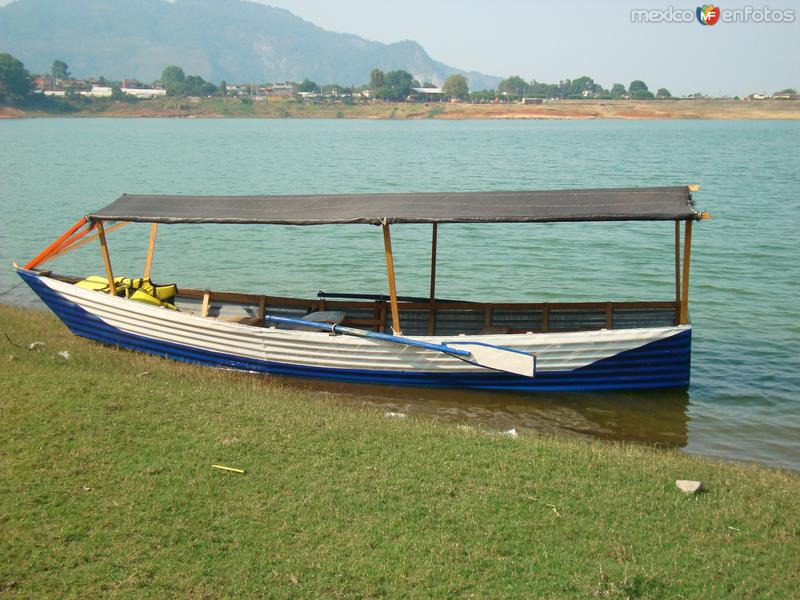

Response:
(15, 186), (708, 391)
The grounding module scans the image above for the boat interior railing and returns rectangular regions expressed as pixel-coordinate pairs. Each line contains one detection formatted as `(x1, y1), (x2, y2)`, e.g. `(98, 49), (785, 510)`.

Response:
(176, 287), (681, 336)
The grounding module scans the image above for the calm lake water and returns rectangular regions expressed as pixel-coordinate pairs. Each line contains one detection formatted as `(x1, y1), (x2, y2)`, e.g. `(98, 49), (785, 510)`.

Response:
(1, 118), (798, 471)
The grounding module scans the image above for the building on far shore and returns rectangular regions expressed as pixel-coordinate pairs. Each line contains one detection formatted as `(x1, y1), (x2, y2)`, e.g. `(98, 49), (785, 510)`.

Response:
(268, 82), (296, 96)
(120, 87), (166, 99)
(81, 86), (112, 98)
(34, 75), (55, 90)
(410, 87), (444, 102)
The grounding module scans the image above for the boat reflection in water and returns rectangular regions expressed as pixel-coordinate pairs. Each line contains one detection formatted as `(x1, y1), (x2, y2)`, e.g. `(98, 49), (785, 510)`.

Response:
(271, 376), (691, 448)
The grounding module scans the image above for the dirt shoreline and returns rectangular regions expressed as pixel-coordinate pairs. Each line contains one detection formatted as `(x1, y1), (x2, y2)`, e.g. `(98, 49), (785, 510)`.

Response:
(2, 98), (799, 120)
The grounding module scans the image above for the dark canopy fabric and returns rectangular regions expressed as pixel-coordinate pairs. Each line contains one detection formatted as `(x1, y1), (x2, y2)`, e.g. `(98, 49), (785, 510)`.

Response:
(88, 187), (700, 225)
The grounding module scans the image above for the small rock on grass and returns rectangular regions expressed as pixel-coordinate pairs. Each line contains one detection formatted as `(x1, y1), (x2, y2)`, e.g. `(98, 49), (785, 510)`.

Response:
(385, 412), (407, 419)
(676, 480), (704, 494)
(57, 350), (70, 360)
(502, 428), (519, 438)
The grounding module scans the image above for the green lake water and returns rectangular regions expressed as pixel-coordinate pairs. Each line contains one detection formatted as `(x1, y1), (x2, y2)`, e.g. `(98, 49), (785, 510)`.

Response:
(1, 118), (798, 470)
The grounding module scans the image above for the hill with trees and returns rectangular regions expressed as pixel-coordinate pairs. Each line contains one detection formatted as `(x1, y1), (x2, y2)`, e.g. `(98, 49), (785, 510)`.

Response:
(0, 0), (500, 89)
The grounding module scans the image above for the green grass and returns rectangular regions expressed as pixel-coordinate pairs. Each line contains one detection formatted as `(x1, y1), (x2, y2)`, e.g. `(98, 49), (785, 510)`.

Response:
(1, 304), (797, 598)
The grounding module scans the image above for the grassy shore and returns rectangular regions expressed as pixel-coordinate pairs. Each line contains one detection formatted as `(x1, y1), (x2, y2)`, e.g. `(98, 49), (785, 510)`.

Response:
(2, 97), (800, 120)
(1, 303), (798, 597)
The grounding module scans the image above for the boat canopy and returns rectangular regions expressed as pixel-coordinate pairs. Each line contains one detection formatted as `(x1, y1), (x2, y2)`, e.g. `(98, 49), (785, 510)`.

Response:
(87, 186), (701, 225)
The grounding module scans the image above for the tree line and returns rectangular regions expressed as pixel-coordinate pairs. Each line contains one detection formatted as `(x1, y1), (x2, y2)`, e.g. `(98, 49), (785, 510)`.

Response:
(496, 75), (671, 100)
(0, 55), (223, 104)
(4, 51), (783, 107)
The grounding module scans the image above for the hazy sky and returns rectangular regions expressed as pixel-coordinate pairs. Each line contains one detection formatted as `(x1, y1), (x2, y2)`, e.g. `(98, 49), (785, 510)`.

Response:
(258, 0), (800, 96)
(2, 0), (798, 95)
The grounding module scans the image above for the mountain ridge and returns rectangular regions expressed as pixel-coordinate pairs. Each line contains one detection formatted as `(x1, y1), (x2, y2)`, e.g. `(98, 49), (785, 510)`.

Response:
(0, 0), (501, 88)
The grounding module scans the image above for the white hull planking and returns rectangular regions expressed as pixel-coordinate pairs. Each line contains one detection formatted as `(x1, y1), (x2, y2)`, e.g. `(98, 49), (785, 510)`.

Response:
(39, 275), (690, 375)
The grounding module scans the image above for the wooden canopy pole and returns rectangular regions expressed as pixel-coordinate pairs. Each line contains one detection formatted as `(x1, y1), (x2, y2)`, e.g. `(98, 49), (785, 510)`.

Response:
(428, 223), (438, 335)
(679, 219), (693, 324)
(382, 222), (402, 335)
(96, 221), (116, 296)
(143, 223), (158, 280)
(674, 220), (681, 323)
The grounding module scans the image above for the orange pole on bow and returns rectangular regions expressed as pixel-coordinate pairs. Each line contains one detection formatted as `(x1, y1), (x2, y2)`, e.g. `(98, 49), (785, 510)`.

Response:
(24, 217), (89, 270)
(46, 221), (130, 262)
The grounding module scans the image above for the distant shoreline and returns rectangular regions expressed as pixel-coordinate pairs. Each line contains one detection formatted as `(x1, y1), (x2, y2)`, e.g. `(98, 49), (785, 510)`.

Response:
(2, 97), (799, 120)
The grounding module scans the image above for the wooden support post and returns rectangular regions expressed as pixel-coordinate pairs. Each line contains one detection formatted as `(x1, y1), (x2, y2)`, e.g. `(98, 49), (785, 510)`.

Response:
(428, 223), (438, 335)
(674, 220), (681, 324)
(201, 291), (211, 317)
(143, 223), (158, 280)
(257, 295), (267, 321)
(680, 219), (693, 324)
(382, 222), (402, 335)
(378, 305), (387, 333)
(96, 221), (116, 296)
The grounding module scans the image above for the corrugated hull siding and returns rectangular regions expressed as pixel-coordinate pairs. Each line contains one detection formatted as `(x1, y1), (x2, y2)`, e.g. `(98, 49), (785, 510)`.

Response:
(18, 270), (691, 391)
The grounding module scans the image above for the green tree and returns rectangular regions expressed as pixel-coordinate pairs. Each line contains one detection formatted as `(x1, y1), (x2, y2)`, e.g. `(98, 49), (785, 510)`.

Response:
(161, 65), (185, 96)
(528, 80), (560, 99)
(377, 70), (413, 100)
(183, 75), (216, 97)
(568, 75), (595, 97)
(656, 88), (672, 99)
(298, 78), (320, 93)
(774, 88), (797, 95)
(0, 53), (32, 104)
(610, 83), (627, 98)
(51, 59), (70, 80)
(219, 80), (227, 96)
(629, 80), (654, 99)
(498, 75), (528, 98)
(442, 74), (469, 99)
(369, 68), (384, 93)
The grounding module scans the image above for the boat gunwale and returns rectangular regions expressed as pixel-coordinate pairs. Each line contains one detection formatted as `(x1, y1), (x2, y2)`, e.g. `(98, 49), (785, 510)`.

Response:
(29, 268), (685, 338)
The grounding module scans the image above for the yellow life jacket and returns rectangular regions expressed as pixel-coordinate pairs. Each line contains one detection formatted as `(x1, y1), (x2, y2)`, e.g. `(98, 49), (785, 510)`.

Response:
(75, 275), (177, 310)
(75, 275), (130, 297)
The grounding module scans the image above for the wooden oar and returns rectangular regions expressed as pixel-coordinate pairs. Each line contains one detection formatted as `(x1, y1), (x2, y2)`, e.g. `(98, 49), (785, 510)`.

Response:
(262, 314), (535, 378)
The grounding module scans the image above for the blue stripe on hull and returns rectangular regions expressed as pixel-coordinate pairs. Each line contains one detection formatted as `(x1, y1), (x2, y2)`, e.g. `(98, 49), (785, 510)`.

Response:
(18, 270), (691, 392)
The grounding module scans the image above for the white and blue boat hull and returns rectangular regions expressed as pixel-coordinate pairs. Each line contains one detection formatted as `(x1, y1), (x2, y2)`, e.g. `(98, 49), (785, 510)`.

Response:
(18, 269), (692, 392)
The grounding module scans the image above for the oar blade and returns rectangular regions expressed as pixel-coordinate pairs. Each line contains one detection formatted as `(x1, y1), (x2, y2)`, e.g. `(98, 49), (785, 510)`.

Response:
(447, 343), (535, 378)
